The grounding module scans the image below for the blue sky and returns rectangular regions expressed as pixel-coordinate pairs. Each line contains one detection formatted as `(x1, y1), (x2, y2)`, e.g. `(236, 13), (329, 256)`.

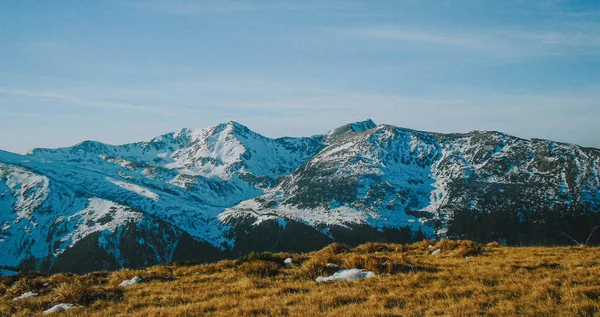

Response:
(1, 1), (599, 153)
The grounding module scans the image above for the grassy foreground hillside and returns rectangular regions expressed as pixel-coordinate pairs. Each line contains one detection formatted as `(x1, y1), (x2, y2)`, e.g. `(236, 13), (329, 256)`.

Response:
(1, 240), (599, 316)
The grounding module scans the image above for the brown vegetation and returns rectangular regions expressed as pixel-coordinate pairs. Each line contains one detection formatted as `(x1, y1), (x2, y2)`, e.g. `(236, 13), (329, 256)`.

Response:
(1, 240), (599, 316)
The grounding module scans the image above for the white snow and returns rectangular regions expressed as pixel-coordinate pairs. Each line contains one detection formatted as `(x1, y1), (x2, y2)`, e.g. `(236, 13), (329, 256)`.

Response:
(314, 142), (356, 163)
(165, 123), (247, 179)
(284, 258), (293, 265)
(1, 166), (49, 221)
(13, 292), (38, 300)
(165, 121), (320, 181)
(104, 157), (137, 170)
(60, 198), (143, 249)
(221, 199), (368, 228)
(431, 249), (441, 255)
(43, 303), (77, 314)
(106, 177), (159, 201)
(316, 269), (376, 282)
(119, 276), (142, 287)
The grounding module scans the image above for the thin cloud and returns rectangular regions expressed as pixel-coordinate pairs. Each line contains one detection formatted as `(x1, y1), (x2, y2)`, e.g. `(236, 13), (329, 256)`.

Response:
(118, 0), (340, 16)
(347, 27), (485, 49)
(0, 111), (42, 118)
(0, 88), (173, 115)
(508, 29), (600, 48)
(339, 26), (600, 58)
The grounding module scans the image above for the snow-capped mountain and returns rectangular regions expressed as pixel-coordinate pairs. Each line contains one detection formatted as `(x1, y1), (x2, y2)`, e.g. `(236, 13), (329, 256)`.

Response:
(1, 120), (599, 273)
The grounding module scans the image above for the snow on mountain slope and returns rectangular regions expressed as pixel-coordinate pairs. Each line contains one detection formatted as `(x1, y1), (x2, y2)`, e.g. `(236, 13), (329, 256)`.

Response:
(164, 122), (324, 183)
(0, 160), (85, 267)
(28, 121), (322, 182)
(222, 122), (600, 240)
(221, 123), (441, 234)
(0, 155), (197, 271)
(1, 120), (599, 273)
(59, 198), (143, 251)
(0, 122), (324, 271)
(27, 121), (322, 207)
(106, 178), (159, 201)
(0, 164), (49, 223)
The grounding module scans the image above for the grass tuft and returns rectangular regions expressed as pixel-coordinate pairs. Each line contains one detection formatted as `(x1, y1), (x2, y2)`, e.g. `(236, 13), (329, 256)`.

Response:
(238, 261), (280, 278)
(52, 279), (92, 305)
(354, 242), (396, 254)
(319, 243), (351, 255)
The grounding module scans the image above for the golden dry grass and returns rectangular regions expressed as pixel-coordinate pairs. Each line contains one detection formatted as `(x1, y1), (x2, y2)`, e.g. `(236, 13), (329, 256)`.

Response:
(1, 240), (599, 316)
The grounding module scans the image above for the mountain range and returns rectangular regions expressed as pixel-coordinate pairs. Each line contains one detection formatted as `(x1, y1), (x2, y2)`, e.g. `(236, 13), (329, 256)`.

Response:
(1, 119), (599, 273)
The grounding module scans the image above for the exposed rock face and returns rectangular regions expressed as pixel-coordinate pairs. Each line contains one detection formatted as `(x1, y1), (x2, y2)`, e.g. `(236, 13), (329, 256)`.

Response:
(0, 120), (598, 272)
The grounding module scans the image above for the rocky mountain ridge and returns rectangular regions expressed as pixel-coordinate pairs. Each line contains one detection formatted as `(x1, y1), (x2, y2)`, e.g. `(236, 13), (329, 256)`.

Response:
(1, 120), (599, 273)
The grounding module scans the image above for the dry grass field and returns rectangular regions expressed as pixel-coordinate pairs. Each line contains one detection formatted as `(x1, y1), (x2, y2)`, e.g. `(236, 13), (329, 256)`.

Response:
(1, 240), (599, 316)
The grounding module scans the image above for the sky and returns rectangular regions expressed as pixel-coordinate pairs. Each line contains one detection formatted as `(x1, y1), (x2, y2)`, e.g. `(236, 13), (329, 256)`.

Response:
(0, 0), (599, 153)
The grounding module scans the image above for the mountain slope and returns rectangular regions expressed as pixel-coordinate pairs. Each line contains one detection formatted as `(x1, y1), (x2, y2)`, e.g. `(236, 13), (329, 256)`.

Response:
(0, 120), (599, 273)
(222, 122), (600, 244)
(0, 122), (323, 272)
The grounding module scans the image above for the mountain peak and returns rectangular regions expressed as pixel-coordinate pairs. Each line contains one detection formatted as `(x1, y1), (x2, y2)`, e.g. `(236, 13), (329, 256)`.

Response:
(348, 119), (377, 132)
(225, 120), (247, 128)
(201, 121), (253, 137)
(326, 119), (377, 141)
(224, 121), (253, 135)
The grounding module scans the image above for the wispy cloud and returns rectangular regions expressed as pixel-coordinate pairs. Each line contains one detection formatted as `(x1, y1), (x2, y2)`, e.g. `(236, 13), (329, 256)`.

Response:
(118, 0), (340, 16)
(338, 25), (600, 59)
(346, 27), (487, 50)
(508, 29), (600, 48)
(0, 88), (173, 115)
(0, 111), (43, 118)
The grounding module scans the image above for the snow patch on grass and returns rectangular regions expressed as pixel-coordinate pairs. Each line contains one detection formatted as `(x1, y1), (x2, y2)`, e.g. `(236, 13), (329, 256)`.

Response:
(119, 276), (142, 287)
(43, 303), (77, 314)
(316, 269), (375, 282)
(13, 292), (38, 300)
